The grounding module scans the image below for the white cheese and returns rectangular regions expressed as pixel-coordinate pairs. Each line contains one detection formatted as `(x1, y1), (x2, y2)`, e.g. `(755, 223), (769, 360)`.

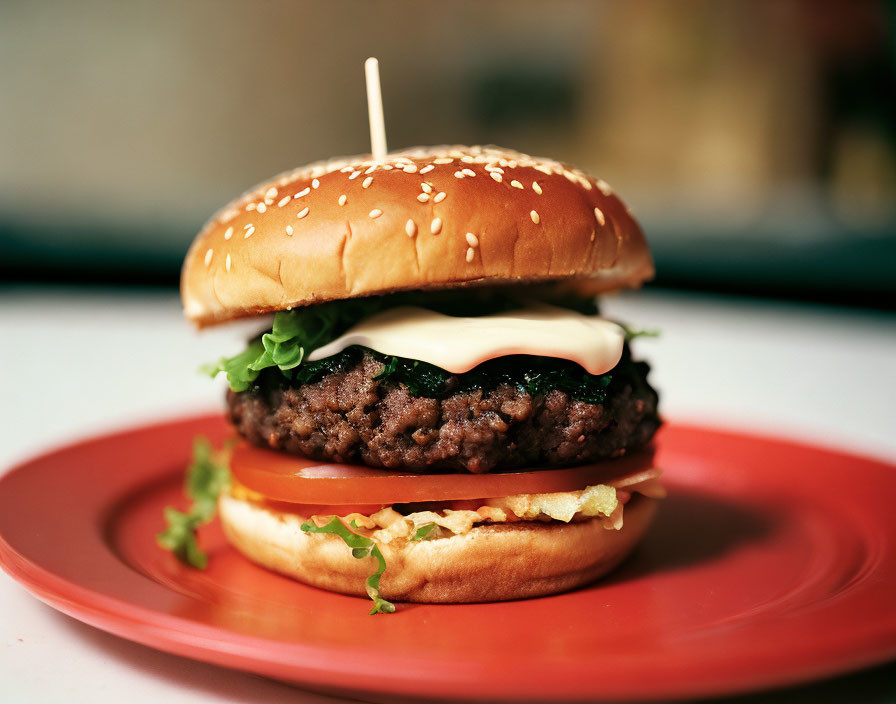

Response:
(307, 304), (625, 374)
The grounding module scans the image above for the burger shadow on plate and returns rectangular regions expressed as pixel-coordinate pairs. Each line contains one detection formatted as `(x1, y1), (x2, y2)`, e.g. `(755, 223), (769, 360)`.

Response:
(602, 486), (776, 585)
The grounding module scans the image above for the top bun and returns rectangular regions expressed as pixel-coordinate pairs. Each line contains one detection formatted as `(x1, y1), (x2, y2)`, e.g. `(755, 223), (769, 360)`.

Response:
(181, 145), (653, 327)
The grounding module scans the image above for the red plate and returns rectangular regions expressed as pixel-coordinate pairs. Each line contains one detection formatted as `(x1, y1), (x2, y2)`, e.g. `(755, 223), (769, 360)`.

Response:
(0, 414), (894, 702)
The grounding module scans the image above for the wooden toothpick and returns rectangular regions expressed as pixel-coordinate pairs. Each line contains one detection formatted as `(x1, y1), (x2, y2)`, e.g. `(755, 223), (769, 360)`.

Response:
(364, 57), (388, 162)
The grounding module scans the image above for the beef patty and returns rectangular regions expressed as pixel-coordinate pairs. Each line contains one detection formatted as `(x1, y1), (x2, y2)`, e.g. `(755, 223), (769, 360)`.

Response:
(227, 348), (660, 474)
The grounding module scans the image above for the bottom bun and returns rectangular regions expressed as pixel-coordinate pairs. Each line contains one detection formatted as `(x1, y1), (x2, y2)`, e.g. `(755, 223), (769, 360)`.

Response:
(218, 493), (657, 603)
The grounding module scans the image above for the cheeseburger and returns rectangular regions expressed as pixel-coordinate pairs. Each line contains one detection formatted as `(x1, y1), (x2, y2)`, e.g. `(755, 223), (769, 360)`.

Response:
(174, 145), (663, 613)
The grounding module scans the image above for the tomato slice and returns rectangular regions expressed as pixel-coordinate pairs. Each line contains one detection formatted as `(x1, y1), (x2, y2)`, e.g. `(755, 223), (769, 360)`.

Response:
(252, 501), (389, 516)
(230, 441), (656, 505)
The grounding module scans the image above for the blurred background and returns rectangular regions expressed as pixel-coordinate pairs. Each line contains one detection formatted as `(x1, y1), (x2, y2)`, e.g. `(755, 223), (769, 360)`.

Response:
(1, 0), (895, 306)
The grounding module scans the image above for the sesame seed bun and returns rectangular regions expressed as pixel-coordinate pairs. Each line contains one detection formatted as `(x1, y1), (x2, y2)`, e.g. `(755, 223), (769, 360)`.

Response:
(217, 492), (656, 603)
(182, 145), (654, 327)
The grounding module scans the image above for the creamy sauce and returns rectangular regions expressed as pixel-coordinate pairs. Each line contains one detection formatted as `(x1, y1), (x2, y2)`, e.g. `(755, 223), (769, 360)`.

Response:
(307, 304), (625, 374)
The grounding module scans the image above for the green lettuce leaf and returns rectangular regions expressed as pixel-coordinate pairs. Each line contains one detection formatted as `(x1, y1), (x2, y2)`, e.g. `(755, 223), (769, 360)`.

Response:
(157, 436), (231, 568)
(301, 517), (396, 614)
(202, 299), (385, 392)
(613, 321), (661, 342)
(410, 523), (436, 541)
(200, 339), (266, 392)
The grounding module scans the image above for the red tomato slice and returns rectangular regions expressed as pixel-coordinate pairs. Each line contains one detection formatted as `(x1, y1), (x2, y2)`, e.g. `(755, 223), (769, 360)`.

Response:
(250, 500), (389, 516)
(230, 441), (656, 505)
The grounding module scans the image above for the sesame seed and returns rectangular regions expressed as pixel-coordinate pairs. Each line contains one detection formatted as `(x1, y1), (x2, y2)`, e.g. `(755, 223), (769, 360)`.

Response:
(532, 181), (543, 195)
(430, 217), (442, 234)
(596, 179), (612, 196)
(419, 165), (434, 174)
(434, 157), (453, 164)
(311, 179), (320, 189)
(382, 164), (393, 170)
(369, 208), (383, 219)
(265, 187), (277, 199)
(246, 203), (257, 211)
(285, 225), (294, 236)
(277, 196), (291, 207)
(244, 225), (255, 238)
(465, 232), (479, 247)
(225, 253), (232, 271)
(204, 248), (213, 266)
(338, 194), (347, 206)
(510, 180), (523, 189)
(466, 247), (475, 263)
(417, 193), (430, 203)
(405, 219), (417, 237)
(485, 165), (504, 173)
(530, 210), (541, 224)
(365, 165), (377, 175)
(433, 192), (447, 203)
(403, 164), (418, 173)
(490, 172), (502, 183)
(297, 207), (309, 219)
(349, 171), (361, 180)
(462, 168), (476, 177)
(461, 155), (474, 163)
(224, 226), (233, 240)
(362, 176), (373, 188)
(256, 202), (267, 213)
(340, 166), (353, 173)
(594, 207), (606, 226)
(421, 183), (432, 194)
(294, 187), (310, 198)
(454, 171), (465, 179)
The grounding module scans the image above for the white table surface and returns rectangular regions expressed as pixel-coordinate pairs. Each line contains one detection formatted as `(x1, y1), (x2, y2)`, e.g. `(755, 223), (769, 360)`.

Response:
(1, 287), (894, 703)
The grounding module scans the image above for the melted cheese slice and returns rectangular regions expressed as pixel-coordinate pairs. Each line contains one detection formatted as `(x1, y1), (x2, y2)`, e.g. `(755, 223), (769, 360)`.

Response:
(307, 304), (625, 374)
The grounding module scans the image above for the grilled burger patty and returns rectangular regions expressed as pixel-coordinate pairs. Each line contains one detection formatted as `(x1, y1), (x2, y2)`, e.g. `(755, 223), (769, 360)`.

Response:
(227, 347), (660, 474)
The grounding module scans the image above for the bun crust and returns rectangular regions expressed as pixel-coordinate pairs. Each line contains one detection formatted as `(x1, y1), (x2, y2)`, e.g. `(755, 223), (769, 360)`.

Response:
(183, 146), (653, 327)
(218, 492), (656, 603)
